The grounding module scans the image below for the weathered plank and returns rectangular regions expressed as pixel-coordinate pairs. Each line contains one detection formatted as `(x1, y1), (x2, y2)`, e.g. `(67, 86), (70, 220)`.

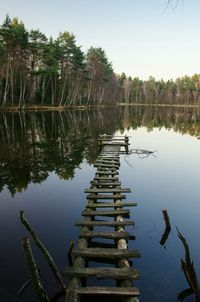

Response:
(96, 157), (119, 160)
(79, 231), (135, 240)
(82, 209), (130, 217)
(87, 194), (126, 200)
(95, 159), (120, 163)
(75, 220), (135, 227)
(94, 163), (120, 168)
(72, 248), (141, 259)
(85, 188), (131, 193)
(90, 181), (121, 187)
(72, 287), (139, 296)
(86, 202), (137, 208)
(95, 171), (118, 175)
(94, 176), (119, 181)
(65, 267), (139, 280)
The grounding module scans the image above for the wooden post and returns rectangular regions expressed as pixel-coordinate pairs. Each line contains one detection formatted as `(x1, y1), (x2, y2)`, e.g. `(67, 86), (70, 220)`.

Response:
(125, 136), (129, 154)
(162, 209), (171, 229)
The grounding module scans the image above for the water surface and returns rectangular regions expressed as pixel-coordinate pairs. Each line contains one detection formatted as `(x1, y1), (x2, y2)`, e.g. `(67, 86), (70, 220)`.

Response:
(0, 106), (200, 302)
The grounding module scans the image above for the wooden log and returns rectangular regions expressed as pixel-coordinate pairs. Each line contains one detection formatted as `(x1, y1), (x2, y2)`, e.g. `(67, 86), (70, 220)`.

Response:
(162, 209), (171, 229)
(85, 188), (131, 193)
(86, 202), (137, 208)
(82, 209), (130, 217)
(67, 240), (74, 267)
(21, 238), (49, 302)
(72, 248), (141, 259)
(70, 287), (140, 296)
(20, 211), (66, 291)
(79, 231), (135, 240)
(65, 267), (139, 280)
(66, 197), (96, 302)
(75, 221), (135, 227)
(87, 194), (126, 200)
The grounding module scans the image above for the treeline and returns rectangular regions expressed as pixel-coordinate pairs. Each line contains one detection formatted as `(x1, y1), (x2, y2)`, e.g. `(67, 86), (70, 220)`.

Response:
(0, 15), (119, 108)
(119, 74), (200, 106)
(1, 15), (200, 108)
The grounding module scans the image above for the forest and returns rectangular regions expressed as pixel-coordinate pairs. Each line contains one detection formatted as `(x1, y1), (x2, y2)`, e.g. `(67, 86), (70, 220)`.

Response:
(1, 15), (200, 108)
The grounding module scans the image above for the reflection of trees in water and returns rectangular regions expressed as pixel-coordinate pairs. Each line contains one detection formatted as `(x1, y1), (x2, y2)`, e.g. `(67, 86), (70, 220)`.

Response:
(0, 110), (118, 195)
(0, 106), (200, 195)
(120, 105), (200, 137)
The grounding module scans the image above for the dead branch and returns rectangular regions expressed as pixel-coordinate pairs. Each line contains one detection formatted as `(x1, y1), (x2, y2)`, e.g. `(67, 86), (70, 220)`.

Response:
(20, 210), (66, 292)
(21, 237), (49, 302)
(124, 148), (157, 167)
(177, 228), (200, 301)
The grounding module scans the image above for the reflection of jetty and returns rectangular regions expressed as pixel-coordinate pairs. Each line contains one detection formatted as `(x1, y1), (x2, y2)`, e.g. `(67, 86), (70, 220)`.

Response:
(66, 135), (140, 301)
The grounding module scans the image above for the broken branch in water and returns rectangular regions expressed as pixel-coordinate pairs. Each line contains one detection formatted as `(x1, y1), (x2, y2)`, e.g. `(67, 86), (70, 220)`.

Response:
(20, 210), (66, 292)
(160, 209), (171, 246)
(124, 148), (157, 167)
(21, 237), (49, 302)
(177, 227), (200, 301)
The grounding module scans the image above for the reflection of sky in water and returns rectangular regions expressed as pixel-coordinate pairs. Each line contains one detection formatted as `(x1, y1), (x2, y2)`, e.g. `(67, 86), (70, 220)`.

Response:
(0, 126), (200, 301)
(118, 127), (200, 302)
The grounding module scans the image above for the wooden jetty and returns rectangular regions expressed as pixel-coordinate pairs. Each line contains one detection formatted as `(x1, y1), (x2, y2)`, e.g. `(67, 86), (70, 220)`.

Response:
(65, 135), (140, 301)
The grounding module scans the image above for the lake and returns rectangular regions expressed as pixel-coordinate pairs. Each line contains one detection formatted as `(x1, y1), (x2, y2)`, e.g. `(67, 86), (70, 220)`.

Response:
(0, 106), (200, 302)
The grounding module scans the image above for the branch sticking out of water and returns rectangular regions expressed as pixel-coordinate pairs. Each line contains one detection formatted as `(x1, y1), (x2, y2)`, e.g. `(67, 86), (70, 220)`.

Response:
(21, 237), (49, 302)
(160, 209), (171, 246)
(177, 227), (200, 301)
(124, 149), (157, 167)
(20, 210), (66, 292)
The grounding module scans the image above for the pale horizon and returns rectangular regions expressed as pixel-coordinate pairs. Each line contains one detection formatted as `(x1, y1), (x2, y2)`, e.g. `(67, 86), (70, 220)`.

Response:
(1, 0), (200, 81)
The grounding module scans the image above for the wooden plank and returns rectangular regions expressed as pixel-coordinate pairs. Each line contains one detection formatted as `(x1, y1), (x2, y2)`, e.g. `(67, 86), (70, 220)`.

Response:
(79, 231), (135, 240)
(82, 209), (130, 217)
(72, 248), (141, 259)
(97, 168), (118, 171)
(97, 157), (119, 160)
(94, 164), (120, 168)
(75, 220), (135, 227)
(85, 188), (131, 193)
(86, 194), (126, 200)
(86, 202), (137, 208)
(95, 171), (118, 175)
(94, 177), (119, 181)
(95, 158), (120, 162)
(90, 181), (121, 186)
(73, 287), (139, 296)
(65, 267), (139, 280)
(102, 142), (129, 146)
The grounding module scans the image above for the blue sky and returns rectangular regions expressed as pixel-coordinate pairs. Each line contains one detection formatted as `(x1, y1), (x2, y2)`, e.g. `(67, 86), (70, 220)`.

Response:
(1, 0), (200, 80)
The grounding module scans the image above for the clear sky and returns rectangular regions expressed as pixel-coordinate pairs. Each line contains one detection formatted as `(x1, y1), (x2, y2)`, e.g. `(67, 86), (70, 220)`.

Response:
(1, 0), (200, 80)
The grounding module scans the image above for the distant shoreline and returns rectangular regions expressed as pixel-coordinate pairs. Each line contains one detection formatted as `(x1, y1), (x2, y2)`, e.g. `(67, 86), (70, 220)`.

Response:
(0, 103), (199, 112)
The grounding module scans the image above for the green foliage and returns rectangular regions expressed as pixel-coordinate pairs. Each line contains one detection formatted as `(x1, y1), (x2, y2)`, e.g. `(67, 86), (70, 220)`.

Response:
(0, 14), (200, 107)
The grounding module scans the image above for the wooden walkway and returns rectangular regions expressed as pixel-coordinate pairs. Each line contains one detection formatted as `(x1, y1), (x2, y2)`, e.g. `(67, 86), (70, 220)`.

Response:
(66, 135), (140, 301)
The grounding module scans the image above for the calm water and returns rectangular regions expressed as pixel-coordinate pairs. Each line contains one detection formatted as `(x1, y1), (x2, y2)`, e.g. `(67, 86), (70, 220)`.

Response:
(0, 106), (200, 302)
